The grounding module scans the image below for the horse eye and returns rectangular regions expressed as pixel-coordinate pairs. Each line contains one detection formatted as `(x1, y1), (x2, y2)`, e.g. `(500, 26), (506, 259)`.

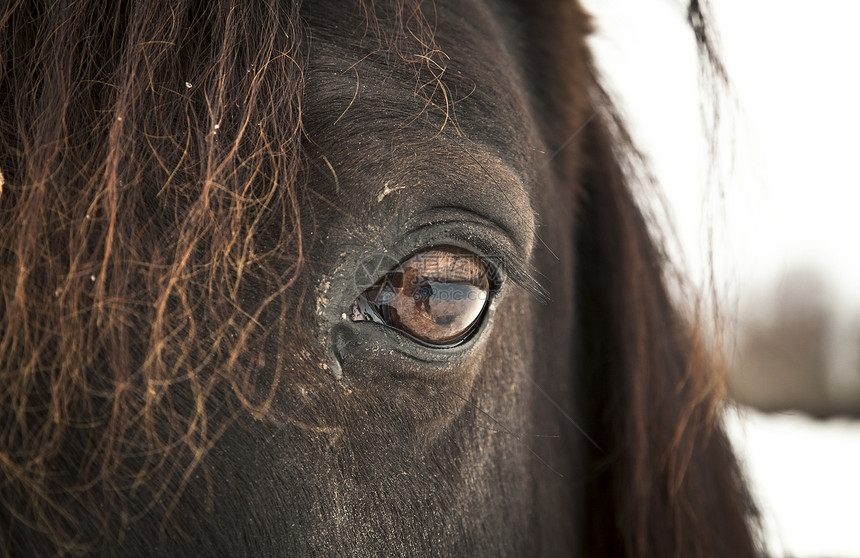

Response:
(350, 246), (492, 348)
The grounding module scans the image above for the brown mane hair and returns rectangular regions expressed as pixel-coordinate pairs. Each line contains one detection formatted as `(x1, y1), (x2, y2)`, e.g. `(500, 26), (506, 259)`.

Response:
(1, 1), (762, 556)
(1, 2), (308, 551)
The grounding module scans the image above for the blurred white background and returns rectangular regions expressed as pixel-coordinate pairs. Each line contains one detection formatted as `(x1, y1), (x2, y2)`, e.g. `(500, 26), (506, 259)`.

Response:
(581, 0), (860, 556)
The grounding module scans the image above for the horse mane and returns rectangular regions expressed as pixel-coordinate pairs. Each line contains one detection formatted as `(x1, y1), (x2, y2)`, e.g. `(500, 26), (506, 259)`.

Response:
(577, 94), (761, 556)
(0, 2), (309, 551)
(0, 1), (763, 555)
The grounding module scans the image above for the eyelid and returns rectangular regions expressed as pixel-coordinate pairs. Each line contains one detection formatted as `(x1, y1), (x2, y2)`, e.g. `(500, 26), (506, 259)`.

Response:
(393, 208), (545, 302)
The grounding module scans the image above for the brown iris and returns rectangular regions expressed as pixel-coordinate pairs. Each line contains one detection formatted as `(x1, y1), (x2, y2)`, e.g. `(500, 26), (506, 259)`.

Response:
(351, 246), (492, 347)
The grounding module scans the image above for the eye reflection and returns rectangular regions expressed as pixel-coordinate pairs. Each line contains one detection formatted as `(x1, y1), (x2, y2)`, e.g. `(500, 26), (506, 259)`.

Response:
(351, 246), (492, 347)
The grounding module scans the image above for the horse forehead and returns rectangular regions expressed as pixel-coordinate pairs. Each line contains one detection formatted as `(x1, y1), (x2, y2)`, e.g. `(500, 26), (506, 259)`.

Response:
(303, 1), (539, 151)
(301, 0), (542, 251)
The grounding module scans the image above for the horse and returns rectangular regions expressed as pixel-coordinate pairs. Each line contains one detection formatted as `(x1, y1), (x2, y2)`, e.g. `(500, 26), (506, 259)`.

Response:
(0, 0), (762, 556)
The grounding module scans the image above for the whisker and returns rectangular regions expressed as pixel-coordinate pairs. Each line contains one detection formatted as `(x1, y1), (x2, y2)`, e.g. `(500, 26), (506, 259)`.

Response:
(523, 374), (604, 454)
(437, 399), (560, 438)
(446, 389), (564, 478)
(539, 111), (596, 170)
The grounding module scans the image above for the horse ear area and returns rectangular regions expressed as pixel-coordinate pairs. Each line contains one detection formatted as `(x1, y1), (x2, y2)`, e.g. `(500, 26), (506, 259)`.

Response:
(571, 116), (762, 557)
